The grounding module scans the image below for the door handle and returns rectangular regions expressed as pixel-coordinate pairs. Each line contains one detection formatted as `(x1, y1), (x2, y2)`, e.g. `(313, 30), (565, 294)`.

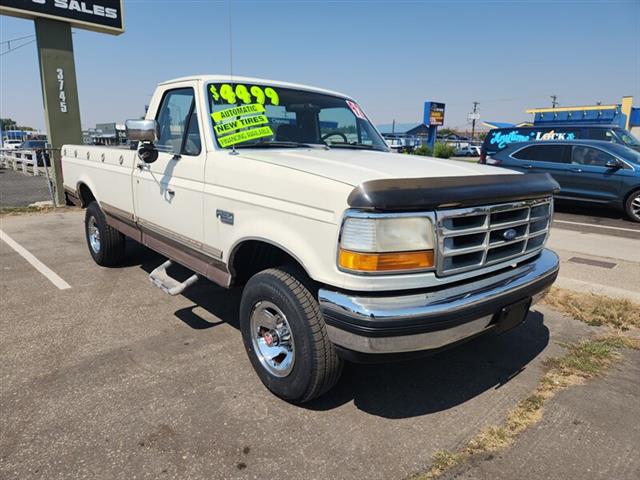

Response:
(137, 162), (149, 170)
(523, 164), (533, 169)
(570, 168), (583, 173)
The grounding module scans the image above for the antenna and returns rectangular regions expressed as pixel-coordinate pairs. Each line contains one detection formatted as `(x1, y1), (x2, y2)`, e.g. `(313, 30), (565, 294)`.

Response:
(227, 0), (238, 155)
(227, 0), (234, 80)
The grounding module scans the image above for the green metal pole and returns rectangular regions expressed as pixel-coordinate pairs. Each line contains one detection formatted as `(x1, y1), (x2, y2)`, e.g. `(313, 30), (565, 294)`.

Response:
(34, 18), (82, 206)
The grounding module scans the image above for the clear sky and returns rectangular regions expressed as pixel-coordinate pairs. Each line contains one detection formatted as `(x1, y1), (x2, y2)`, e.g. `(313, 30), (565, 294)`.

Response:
(1, 0), (639, 132)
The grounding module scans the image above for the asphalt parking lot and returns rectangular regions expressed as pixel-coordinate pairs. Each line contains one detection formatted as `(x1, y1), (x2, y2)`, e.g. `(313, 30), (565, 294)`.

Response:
(1, 210), (639, 480)
(0, 166), (53, 207)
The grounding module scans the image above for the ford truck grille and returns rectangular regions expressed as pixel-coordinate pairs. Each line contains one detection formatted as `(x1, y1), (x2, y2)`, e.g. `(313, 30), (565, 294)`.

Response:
(435, 197), (552, 276)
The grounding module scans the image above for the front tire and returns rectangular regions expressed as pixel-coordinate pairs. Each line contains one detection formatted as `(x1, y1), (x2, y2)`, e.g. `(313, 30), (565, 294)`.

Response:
(239, 268), (342, 403)
(625, 190), (640, 223)
(85, 201), (126, 266)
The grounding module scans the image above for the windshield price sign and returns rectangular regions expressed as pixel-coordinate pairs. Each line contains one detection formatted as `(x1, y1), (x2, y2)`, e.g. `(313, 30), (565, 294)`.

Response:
(424, 102), (446, 126)
(0, 0), (124, 35)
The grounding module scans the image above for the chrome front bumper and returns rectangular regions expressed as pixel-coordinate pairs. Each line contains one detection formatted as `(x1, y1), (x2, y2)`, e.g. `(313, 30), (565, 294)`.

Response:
(318, 249), (559, 355)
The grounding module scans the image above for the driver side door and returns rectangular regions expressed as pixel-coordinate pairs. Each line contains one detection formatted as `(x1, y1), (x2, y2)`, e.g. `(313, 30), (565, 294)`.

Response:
(134, 87), (205, 247)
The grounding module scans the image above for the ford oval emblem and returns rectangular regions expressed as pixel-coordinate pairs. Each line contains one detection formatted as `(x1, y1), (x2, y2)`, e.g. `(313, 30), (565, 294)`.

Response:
(503, 228), (517, 241)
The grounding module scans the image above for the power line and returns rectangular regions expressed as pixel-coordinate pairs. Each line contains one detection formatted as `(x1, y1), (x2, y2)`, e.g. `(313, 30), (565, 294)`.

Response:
(0, 34), (36, 45)
(0, 39), (37, 57)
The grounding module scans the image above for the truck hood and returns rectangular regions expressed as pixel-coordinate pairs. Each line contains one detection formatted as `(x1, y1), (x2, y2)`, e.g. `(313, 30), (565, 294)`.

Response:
(234, 148), (510, 186)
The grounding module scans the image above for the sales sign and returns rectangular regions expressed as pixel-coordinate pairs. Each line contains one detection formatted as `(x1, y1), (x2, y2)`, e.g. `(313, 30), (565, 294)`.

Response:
(0, 0), (124, 35)
(424, 102), (446, 126)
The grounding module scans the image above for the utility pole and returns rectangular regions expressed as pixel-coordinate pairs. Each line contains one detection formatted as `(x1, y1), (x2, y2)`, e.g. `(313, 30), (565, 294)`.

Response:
(551, 95), (558, 108)
(470, 101), (479, 141)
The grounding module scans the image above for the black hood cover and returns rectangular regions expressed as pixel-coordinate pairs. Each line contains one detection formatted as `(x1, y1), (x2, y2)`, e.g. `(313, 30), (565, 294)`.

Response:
(347, 173), (560, 211)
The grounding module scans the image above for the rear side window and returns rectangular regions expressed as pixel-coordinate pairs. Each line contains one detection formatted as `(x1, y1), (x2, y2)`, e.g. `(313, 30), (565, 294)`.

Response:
(156, 88), (202, 156)
(512, 145), (571, 163)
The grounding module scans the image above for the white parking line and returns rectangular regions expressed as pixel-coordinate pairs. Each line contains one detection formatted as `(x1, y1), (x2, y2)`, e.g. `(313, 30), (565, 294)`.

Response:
(0, 229), (71, 290)
(554, 219), (640, 233)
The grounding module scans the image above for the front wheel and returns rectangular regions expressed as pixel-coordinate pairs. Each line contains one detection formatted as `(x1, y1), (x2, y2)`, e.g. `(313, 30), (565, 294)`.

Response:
(239, 268), (343, 403)
(85, 201), (126, 266)
(625, 191), (640, 223)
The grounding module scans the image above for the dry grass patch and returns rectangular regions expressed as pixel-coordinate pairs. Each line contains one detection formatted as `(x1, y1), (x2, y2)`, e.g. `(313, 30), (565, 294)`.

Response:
(543, 287), (640, 330)
(412, 334), (637, 479)
(0, 205), (79, 216)
(431, 451), (463, 474)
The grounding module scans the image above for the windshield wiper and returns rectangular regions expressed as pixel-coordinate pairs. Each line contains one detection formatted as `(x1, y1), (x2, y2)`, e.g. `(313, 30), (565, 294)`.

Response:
(330, 142), (385, 151)
(235, 141), (314, 149)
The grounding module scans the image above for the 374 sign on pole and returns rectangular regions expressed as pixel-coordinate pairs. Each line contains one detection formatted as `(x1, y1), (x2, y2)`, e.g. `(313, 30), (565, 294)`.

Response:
(0, 0), (124, 35)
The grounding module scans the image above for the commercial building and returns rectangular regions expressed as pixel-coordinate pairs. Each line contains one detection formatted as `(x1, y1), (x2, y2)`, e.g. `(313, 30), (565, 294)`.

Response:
(484, 96), (640, 136)
(82, 123), (127, 145)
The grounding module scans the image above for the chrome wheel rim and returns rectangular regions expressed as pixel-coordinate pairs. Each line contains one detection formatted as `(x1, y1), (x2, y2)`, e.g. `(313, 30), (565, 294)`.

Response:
(88, 216), (101, 253)
(250, 301), (295, 377)
(631, 194), (640, 218)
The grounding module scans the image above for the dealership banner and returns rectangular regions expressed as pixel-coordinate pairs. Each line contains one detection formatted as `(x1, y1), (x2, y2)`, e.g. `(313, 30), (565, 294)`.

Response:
(0, 0), (124, 35)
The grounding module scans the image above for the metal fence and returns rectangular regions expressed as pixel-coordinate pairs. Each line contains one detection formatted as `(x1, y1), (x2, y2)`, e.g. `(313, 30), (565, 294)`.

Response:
(0, 148), (57, 204)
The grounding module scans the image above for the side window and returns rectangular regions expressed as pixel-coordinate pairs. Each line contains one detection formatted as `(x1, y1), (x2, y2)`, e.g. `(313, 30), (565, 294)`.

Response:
(156, 88), (201, 155)
(512, 145), (570, 163)
(572, 146), (615, 167)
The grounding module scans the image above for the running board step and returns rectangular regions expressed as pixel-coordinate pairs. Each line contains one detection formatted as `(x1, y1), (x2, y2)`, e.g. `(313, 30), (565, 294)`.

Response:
(149, 260), (198, 296)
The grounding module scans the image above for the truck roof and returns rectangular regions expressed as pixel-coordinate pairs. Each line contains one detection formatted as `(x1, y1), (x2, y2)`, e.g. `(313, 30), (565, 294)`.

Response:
(159, 75), (353, 100)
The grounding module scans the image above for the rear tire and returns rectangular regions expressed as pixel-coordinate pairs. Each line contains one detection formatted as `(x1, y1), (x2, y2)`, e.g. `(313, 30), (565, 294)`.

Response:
(624, 190), (640, 223)
(85, 201), (126, 266)
(239, 268), (342, 403)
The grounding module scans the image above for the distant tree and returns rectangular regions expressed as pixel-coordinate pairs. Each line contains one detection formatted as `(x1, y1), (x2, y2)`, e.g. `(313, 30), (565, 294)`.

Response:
(437, 128), (457, 137)
(1, 118), (17, 130)
(477, 132), (488, 141)
(1, 118), (35, 131)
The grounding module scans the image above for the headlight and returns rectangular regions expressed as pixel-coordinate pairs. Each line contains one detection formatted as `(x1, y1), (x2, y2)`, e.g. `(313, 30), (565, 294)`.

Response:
(339, 215), (435, 273)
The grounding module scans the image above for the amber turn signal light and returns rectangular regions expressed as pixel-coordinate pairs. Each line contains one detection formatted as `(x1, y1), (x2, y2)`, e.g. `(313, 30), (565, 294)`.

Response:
(339, 249), (434, 272)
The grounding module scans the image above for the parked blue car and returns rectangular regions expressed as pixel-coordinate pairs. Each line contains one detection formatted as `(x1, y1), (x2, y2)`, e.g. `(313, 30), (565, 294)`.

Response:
(485, 140), (640, 222)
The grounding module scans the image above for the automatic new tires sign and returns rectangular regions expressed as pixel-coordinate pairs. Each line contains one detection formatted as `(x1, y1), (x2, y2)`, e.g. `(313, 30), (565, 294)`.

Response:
(0, 0), (124, 35)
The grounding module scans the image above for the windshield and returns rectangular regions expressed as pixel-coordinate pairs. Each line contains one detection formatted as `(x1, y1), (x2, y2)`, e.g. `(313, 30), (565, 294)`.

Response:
(607, 143), (640, 164)
(613, 129), (640, 147)
(207, 83), (388, 151)
(22, 141), (46, 148)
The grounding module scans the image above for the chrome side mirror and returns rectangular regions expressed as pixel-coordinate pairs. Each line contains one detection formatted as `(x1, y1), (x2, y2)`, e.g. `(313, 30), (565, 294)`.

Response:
(126, 119), (159, 164)
(125, 119), (158, 143)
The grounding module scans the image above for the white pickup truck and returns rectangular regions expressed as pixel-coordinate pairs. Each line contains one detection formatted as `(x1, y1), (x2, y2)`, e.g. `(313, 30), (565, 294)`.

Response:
(62, 75), (560, 403)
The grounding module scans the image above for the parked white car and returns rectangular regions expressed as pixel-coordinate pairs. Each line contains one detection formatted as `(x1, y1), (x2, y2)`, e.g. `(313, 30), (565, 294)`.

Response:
(62, 75), (560, 402)
(455, 145), (481, 157)
(1, 139), (23, 150)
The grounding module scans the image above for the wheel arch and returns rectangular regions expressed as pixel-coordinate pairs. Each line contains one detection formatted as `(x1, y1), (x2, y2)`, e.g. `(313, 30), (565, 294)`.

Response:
(76, 181), (96, 208)
(623, 186), (640, 204)
(228, 237), (314, 287)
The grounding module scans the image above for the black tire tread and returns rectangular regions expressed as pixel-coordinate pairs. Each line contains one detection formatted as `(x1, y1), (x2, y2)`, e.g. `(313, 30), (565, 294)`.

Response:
(246, 268), (342, 403)
(624, 189), (640, 223)
(85, 201), (125, 266)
